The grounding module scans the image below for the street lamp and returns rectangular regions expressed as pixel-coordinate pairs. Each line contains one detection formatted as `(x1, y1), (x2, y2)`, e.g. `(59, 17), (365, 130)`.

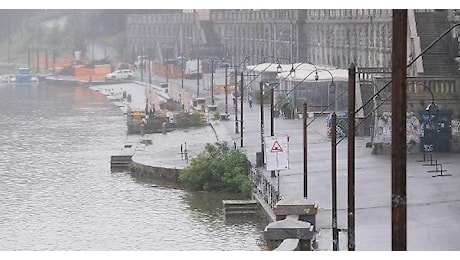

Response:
(224, 63), (229, 116)
(421, 85), (438, 116)
(232, 55), (250, 134)
(148, 58), (152, 85)
(249, 58), (296, 168)
(406, 81), (439, 154)
(140, 48), (144, 82)
(276, 63), (282, 75)
(276, 67), (336, 200)
(269, 64), (296, 177)
(211, 59), (215, 105)
(181, 53), (184, 89)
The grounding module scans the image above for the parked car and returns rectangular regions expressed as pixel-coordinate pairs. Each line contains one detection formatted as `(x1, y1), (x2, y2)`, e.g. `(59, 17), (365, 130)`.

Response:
(105, 69), (134, 81)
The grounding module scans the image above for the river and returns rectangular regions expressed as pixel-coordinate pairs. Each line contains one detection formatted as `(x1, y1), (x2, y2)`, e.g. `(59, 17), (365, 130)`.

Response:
(0, 82), (267, 251)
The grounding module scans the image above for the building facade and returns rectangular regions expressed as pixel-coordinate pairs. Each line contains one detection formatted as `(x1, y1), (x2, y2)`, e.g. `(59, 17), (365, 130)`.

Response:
(126, 9), (460, 151)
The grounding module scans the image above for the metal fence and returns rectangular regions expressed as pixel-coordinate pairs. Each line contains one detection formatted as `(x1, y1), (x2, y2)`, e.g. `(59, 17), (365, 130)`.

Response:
(249, 164), (282, 209)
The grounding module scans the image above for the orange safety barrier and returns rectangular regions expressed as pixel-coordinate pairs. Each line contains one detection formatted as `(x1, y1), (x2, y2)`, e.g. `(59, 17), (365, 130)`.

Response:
(152, 63), (183, 79)
(74, 66), (94, 77)
(94, 65), (111, 75)
(75, 74), (106, 81)
(214, 85), (235, 94)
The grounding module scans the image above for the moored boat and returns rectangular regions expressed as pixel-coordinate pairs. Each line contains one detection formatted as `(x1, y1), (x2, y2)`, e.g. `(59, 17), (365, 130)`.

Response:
(15, 67), (38, 83)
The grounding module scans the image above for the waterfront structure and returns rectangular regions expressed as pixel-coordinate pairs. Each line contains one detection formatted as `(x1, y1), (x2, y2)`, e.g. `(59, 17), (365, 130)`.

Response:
(127, 9), (460, 150)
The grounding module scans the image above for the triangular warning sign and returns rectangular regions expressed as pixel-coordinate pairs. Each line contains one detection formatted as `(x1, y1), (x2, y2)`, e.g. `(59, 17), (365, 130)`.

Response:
(270, 140), (284, 153)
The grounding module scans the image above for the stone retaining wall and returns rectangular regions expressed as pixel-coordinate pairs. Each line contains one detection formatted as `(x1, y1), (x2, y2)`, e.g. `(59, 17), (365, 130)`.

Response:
(129, 160), (180, 182)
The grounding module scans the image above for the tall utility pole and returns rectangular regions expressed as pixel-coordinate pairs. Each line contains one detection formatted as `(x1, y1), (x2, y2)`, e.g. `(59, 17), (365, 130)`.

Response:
(331, 112), (339, 251)
(235, 68), (239, 134)
(166, 48), (169, 87)
(181, 53), (184, 89)
(347, 62), (356, 251)
(148, 48), (152, 85)
(303, 102), (308, 198)
(28, 48), (31, 68)
(196, 58), (200, 97)
(225, 65), (228, 115)
(211, 60), (215, 105)
(260, 82), (265, 163)
(45, 49), (48, 72)
(391, 9), (408, 251)
(140, 48), (144, 82)
(240, 72), (244, 147)
(36, 49), (39, 73)
(270, 87), (276, 177)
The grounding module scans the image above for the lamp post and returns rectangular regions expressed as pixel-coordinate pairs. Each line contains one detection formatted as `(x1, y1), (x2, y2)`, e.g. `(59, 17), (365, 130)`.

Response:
(235, 66), (239, 134)
(240, 71), (244, 147)
(245, 57), (299, 167)
(303, 102), (308, 198)
(140, 47), (144, 82)
(407, 81), (439, 153)
(196, 58), (200, 97)
(260, 81), (265, 164)
(161, 45), (171, 88)
(275, 67), (335, 200)
(181, 53), (184, 89)
(268, 63), (295, 177)
(148, 58), (152, 85)
(232, 55), (250, 134)
(253, 59), (296, 169)
(348, 62), (356, 251)
(224, 63), (229, 116)
(331, 111), (338, 251)
(211, 59), (215, 105)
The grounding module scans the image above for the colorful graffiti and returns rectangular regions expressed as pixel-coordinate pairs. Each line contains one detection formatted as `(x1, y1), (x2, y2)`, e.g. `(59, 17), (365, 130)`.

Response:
(373, 112), (421, 146)
(452, 119), (460, 136)
(326, 112), (348, 138)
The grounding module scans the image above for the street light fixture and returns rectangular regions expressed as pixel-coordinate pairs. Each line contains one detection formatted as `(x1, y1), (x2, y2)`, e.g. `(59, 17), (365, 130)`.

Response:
(211, 59), (215, 105)
(251, 58), (297, 168)
(269, 63), (298, 177)
(275, 66), (336, 200)
(232, 55), (250, 134)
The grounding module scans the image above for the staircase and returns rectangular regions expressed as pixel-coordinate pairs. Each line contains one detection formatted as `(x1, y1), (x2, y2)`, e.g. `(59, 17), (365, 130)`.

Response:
(199, 20), (219, 46)
(189, 20), (223, 59)
(222, 200), (259, 215)
(415, 10), (459, 77)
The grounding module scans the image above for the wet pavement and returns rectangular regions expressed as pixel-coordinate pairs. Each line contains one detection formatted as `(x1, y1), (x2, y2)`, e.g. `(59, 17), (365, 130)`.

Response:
(91, 69), (460, 251)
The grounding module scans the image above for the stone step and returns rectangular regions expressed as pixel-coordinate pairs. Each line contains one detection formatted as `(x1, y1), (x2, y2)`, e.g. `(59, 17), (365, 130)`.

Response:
(222, 199), (259, 215)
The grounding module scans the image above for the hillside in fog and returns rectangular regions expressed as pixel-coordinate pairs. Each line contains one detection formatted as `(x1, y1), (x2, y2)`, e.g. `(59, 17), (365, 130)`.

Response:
(0, 9), (180, 66)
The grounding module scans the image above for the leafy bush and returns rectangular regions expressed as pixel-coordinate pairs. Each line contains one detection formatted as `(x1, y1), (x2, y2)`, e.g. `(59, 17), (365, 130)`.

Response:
(178, 142), (252, 197)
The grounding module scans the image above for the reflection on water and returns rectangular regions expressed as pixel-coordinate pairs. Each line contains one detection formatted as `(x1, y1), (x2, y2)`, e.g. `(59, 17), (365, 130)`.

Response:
(0, 82), (267, 250)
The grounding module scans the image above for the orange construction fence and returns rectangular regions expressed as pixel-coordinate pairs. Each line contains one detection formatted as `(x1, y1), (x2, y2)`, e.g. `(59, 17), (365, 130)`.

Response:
(74, 64), (111, 81)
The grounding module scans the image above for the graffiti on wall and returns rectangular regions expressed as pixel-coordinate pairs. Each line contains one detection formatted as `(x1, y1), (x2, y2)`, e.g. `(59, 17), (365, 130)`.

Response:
(407, 113), (421, 145)
(373, 112), (421, 145)
(452, 119), (460, 136)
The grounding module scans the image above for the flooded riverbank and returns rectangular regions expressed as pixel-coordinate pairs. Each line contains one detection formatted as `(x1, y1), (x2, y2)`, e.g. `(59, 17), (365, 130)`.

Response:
(0, 82), (267, 250)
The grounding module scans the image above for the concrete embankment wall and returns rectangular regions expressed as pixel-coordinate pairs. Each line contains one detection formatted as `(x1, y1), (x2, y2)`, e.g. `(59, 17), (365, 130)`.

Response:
(129, 160), (180, 183)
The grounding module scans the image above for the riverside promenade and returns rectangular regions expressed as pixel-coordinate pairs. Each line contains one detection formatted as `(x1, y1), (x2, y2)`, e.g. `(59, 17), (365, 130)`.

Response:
(92, 68), (460, 251)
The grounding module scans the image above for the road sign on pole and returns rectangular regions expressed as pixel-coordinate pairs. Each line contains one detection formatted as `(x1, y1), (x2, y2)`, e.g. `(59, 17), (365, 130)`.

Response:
(265, 135), (289, 171)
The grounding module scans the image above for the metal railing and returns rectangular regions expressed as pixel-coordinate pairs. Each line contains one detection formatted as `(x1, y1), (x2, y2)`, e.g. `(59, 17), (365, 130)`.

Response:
(249, 164), (281, 210)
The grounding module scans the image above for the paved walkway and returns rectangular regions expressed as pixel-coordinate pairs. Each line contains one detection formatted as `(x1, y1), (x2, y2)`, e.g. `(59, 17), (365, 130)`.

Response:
(94, 69), (460, 251)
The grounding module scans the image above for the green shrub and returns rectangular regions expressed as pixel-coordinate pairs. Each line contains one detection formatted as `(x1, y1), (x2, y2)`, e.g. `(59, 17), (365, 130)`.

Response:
(178, 142), (251, 197)
(212, 111), (220, 121)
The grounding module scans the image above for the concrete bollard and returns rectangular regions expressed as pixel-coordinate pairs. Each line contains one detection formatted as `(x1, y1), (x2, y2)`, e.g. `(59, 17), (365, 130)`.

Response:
(264, 216), (314, 251)
(162, 122), (167, 134)
(273, 198), (318, 231)
(140, 123), (145, 136)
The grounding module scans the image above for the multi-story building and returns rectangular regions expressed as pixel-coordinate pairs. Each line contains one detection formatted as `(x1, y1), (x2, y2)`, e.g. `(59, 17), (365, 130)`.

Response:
(127, 9), (460, 152)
